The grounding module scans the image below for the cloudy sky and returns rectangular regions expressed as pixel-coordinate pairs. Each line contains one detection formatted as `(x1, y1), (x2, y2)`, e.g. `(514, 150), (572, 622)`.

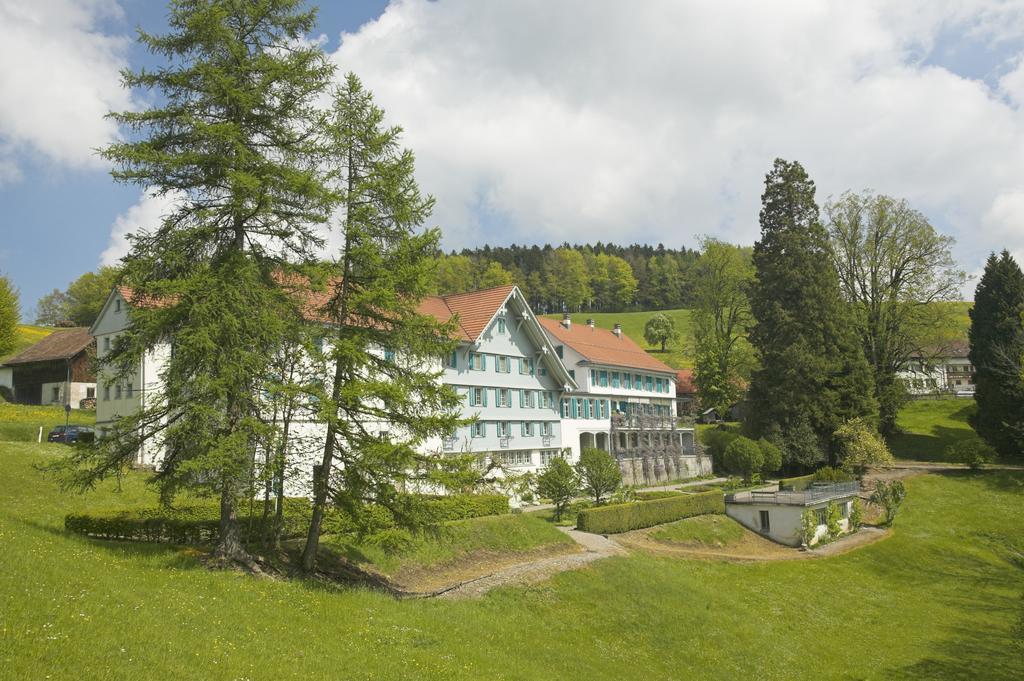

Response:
(2, 0), (1024, 317)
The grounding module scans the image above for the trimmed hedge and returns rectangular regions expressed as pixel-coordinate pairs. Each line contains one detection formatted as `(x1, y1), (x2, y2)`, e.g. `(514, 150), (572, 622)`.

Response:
(634, 490), (684, 501)
(576, 490), (725, 534)
(65, 493), (510, 544)
(778, 473), (815, 491)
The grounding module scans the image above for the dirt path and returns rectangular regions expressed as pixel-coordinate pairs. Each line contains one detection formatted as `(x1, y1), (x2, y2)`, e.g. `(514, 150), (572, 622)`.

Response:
(433, 527), (625, 600)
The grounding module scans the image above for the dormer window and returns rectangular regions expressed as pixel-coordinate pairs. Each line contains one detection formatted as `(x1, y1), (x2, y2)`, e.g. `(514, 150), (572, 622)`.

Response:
(115, 299), (121, 313)
(497, 318), (506, 335)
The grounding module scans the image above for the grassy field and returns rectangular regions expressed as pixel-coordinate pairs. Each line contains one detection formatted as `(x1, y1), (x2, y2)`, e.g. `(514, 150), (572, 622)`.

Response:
(1, 440), (1022, 680)
(649, 515), (745, 548)
(1, 324), (55, 362)
(545, 308), (694, 369)
(325, 513), (574, 580)
(0, 402), (95, 442)
(888, 397), (978, 462)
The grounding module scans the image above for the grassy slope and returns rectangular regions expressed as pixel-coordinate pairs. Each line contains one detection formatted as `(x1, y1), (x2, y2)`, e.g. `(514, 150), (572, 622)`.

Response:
(888, 397), (978, 462)
(649, 514), (745, 548)
(325, 514), (574, 577)
(545, 309), (694, 369)
(1, 324), (55, 363)
(0, 402), (96, 442)
(2, 441), (1022, 680)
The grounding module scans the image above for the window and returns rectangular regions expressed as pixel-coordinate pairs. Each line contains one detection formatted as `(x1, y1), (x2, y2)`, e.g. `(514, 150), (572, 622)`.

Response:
(523, 390), (535, 408)
(590, 369), (597, 384)
(568, 369), (575, 379)
(115, 299), (121, 312)
(611, 372), (620, 388)
(561, 399), (570, 418)
(497, 421), (511, 437)
(541, 421), (554, 437)
(497, 318), (506, 334)
(103, 385), (110, 401)
(497, 355), (511, 373)
(126, 382), (134, 398)
(103, 336), (111, 352)
(51, 386), (60, 402)
(495, 450), (531, 467)
(815, 508), (827, 525)
(115, 384), (122, 399)
(519, 357), (534, 375)
(759, 510), (771, 531)
(469, 353), (485, 371)
(497, 388), (511, 407)
(447, 351), (458, 369)
(555, 345), (563, 359)
(599, 370), (608, 387)
(540, 449), (560, 466)
(634, 374), (642, 390)
(469, 387), (486, 407)
(86, 387), (95, 399)
(522, 421), (534, 437)
(383, 348), (396, 363)
(645, 375), (654, 391)
(472, 422), (486, 438)
(655, 377), (662, 393)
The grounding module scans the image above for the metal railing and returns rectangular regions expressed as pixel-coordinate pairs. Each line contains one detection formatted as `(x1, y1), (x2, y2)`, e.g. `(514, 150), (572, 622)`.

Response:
(727, 481), (859, 506)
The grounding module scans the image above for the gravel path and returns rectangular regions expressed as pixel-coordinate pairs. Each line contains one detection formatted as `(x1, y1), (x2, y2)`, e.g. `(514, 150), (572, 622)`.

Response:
(434, 527), (625, 600)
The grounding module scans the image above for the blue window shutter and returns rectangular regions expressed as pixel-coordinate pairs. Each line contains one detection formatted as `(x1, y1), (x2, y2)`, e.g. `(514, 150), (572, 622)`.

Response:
(481, 354), (487, 370)
(482, 388), (488, 407)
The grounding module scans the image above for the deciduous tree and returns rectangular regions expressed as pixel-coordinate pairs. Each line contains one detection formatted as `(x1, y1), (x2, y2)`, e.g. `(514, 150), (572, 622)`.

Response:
(834, 417), (893, 478)
(536, 456), (578, 521)
(34, 289), (71, 326)
(575, 447), (621, 504)
(643, 313), (678, 352)
(825, 191), (966, 433)
(0, 274), (18, 358)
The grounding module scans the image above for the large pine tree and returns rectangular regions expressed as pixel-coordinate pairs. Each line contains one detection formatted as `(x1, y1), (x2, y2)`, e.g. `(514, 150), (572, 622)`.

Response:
(969, 250), (1024, 459)
(58, 0), (335, 562)
(747, 159), (875, 468)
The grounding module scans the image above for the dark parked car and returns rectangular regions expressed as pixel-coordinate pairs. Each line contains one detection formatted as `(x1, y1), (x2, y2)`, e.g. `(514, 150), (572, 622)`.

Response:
(47, 425), (95, 444)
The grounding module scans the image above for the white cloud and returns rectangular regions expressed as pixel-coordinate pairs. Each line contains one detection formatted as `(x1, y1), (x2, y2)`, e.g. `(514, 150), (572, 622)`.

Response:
(0, 0), (133, 180)
(329, 0), (1024, 297)
(101, 189), (181, 266)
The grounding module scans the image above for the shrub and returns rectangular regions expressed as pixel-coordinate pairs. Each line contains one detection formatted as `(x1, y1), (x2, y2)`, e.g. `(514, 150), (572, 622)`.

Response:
(421, 494), (509, 522)
(870, 480), (906, 526)
(800, 508), (818, 546)
(634, 490), (684, 500)
(825, 501), (842, 539)
(576, 490), (724, 534)
(723, 436), (763, 481)
(778, 473), (815, 491)
(835, 418), (893, 477)
(758, 438), (783, 474)
(946, 438), (998, 470)
(700, 427), (739, 469)
(812, 466), (855, 483)
(536, 457), (579, 521)
(575, 448), (621, 504)
(849, 498), (863, 530)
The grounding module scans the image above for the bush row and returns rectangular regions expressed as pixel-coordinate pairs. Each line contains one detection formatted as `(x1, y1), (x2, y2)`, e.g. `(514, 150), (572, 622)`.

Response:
(576, 490), (725, 534)
(65, 493), (509, 544)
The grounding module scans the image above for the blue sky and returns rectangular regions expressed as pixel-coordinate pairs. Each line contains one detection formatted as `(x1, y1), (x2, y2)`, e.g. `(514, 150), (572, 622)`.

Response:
(2, 1), (1024, 320)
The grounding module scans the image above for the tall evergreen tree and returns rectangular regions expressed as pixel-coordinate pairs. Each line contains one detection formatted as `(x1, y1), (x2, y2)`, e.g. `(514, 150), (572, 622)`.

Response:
(747, 159), (875, 468)
(969, 250), (1024, 459)
(0, 273), (19, 358)
(300, 74), (468, 572)
(56, 0), (335, 563)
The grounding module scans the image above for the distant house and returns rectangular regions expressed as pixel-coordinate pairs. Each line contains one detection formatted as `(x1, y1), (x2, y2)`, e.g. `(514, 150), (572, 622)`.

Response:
(0, 328), (96, 408)
(898, 340), (975, 396)
(675, 369), (697, 416)
(725, 481), (860, 547)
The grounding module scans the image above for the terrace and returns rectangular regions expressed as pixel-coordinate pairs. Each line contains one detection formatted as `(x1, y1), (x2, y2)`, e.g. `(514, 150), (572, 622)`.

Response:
(726, 481), (860, 507)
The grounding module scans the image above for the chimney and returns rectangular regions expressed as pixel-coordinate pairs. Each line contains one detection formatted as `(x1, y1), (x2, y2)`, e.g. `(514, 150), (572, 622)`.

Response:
(613, 323), (622, 338)
(561, 312), (571, 329)
(586, 318), (595, 330)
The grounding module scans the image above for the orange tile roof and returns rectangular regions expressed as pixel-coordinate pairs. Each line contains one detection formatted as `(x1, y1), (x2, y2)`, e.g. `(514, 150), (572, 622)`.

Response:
(537, 317), (676, 374)
(114, 283), (516, 344)
(675, 369), (696, 394)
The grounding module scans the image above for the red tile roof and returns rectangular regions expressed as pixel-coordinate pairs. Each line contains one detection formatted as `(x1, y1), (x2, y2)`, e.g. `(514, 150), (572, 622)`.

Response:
(676, 368), (696, 394)
(537, 317), (676, 374)
(113, 283), (517, 344)
(1, 327), (94, 366)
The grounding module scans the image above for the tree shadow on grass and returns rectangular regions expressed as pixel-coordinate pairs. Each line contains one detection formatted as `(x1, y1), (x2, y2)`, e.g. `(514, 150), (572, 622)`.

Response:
(888, 425), (979, 462)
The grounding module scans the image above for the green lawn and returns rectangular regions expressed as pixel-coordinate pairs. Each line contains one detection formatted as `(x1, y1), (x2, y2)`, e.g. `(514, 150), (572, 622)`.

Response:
(545, 308), (694, 368)
(888, 397), (978, 462)
(649, 514), (745, 548)
(2, 441), (1022, 679)
(0, 402), (95, 442)
(324, 513), (574, 578)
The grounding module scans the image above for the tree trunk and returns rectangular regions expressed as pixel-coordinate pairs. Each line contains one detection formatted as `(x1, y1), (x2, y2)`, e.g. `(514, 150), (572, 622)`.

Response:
(216, 483), (246, 561)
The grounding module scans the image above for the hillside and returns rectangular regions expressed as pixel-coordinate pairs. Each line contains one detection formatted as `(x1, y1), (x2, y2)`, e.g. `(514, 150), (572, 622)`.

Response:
(544, 309), (693, 369)
(1, 324), (56, 363)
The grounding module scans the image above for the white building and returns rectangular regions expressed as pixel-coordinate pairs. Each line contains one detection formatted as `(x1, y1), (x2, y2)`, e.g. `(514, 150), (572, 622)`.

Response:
(725, 481), (859, 547)
(898, 340), (975, 396)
